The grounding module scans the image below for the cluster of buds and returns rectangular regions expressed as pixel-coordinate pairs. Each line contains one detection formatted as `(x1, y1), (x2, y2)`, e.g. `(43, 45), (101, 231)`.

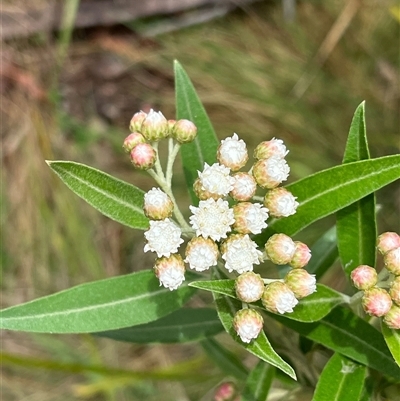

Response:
(350, 232), (400, 329)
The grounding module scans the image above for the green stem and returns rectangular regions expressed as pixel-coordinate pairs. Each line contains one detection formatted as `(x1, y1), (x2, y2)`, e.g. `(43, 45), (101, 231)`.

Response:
(166, 139), (181, 186)
(151, 142), (165, 180)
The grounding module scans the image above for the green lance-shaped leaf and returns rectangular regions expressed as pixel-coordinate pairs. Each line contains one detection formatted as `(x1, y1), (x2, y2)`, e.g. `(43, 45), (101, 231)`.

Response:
(190, 280), (345, 323)
(96, 308), (223, 344)
(312, 353), (366, 401)
(174, 60), (219, 204)
(254, 154), (400, 245)
(270, 306), (400, 380)
(214, 291), (296, 380)
(0, 270), (196, 333)
(336, 102), (376, 277)
(47, 161), (148, 230)
(382, 322), (400, 368)
(241, 361), (275, 401)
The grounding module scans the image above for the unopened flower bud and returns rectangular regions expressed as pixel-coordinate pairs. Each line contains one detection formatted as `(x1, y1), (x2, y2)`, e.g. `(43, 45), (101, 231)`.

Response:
(130, 143), (157, 170)
(129, 110), (147, 132)
(376, 232), (400, 255)
(263, 187), (298, 218)
(230, 172), (257, 201)
(383, 305), (400, 330)
(232, 202), (269, 235)
(262, 281), (298, 314)
(389, 276), (400, 306)
(214, 382), (237, 401)
(252, 157), (290, 189)
(289, 241), (312, 269)
(235, 272), (265, 303)
(193, 178), (219, 200)
(154, 254), (185, 291)
(144, 188), (174, 220)
(184, 236), (218, 272)
(362, 288), (392, 317)
(172, 119), (197, 143)
(123, 132), (146, 153)
(350, 265), (378, 290)
(141, 109), (168, 141)
(233, 308), (264, 343)
(285, 269), (316, 299)
(265, 233), (296, 265)
(167, 119), (176, 135)
(217, 133), (248, 171)
(253, 138), (288, 160)
(383, 247), (400, 275)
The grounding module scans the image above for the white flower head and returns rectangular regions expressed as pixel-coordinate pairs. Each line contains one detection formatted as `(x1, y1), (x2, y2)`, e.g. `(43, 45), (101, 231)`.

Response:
(262, 281), (298, 314)
(222, 234), (263, 274)
(233, 309), (264, 343)
(154, 254), (185, 291)
(189, 198), (235, 241)
(253, 157), (290, 189)
(264, 187), (298, 217)
(144, 187), (174, 220)
(265, 233), (296, 265)
(285, 269), (317, 299)
(230, 172), (257, 201)
(198, 163), (235, 197)
(217, 133), (249, 171)
(144, 218), (184, 257)
(254, 138), (289, 160)
(235, 272), (265, 303)
(184, 236), (219, 272)
(141, 109), (168, 141)
(233, 202), (269, 235)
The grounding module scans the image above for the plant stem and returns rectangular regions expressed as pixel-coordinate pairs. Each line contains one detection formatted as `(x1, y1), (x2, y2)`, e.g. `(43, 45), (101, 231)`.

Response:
(166, 139), (181, 186)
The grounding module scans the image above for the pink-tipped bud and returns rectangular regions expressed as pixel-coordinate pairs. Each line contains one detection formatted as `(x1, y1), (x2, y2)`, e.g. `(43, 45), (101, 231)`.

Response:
(233, 308), (264, 343)
(154, 254), (185, 291)
(350, 265), (378, 290)
(184, 236), (219, 272)
(289, 241), (312, 269)
(130, 143), (157, 170)
(389, 276), (400, 306)
(262, 281), (298, 314)
(253, 138), (288, 160)
(232, 202), (269, 235)
(141, 109), (168, 141)
(129, 110), (147, 132)
(263, 187), (298, 218)
(235, 272), (265, 303)
(230, 172), (257, 201)
(376, 232), (400, 255)
(123, 132), (146, 153)
(285, 269), (316, 299)
(383, 247), (400, 275)
(214, 382), (237, 401)
(172, 119), (197, 143)
(265, 233), (296, 265)
(383, 305), (400, 330)
(252, 157), (290, 189)
(143, 187), (174, 220)
(193, 178), (219, 200)
(217, 133), (248, 171)
(362, 288), (392, 317)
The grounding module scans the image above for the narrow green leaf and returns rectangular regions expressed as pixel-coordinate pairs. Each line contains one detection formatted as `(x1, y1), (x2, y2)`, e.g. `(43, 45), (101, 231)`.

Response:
(47, 161), (148, 230)
(254, 155), (400, 244)
(0, 270), (196, 333)
(190, 279), (236, 299)
(241, 361), (275, 401)
(337, 102), (376, 276)
(312, 353), (366, 401)
(270, 306), (400, 380)
(174, 60), (219, 204)
(382, 322), (400, 368)
(96, 308), (223, 344)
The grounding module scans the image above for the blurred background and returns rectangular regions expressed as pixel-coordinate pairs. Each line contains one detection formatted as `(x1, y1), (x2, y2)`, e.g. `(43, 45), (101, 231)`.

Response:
(1, 0), (399, 400)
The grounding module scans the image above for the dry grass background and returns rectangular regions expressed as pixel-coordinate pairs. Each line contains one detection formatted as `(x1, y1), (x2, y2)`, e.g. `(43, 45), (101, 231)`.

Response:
(1, 0), (399, 400)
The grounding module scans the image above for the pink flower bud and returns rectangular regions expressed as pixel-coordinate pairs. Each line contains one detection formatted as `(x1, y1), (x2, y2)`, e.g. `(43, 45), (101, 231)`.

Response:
(350, 265), (378, 290)
(376, 232), (400, 255)
(143, 187), (174, 220)
(193, 178), (219, 200)
(383, 305), (400, 330)
(252, 157), (290, 189)
(217, 133), (248, 171)
(141, 109), (168, 141)
(230, 172), (257, 201)
(123, 132), (146, 153)
(265, 233), (296, 265)
(233, 308), (264, 343)
(262, 281), (298, 314)
(289, 241), (312, 269)
(154, 254), (185, 291)
(129, 110), (147, 132)
(130, 143), (157, 170)
(362, 288), (392, 317)
(235, 272), (265, 303)
(284, 269), (316, 299)
(214, 382), (237, 401)
(232, 202), (269, 235)
(253, 138), (288, 160)
(172, 119), (197, 143)
(263, 187), (298, 218)
(389, 276), (400, 306)
(383, 247), (400, 275)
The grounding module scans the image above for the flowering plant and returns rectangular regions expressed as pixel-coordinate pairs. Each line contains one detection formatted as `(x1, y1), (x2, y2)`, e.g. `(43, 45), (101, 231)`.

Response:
(1, 61), (400, 398)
